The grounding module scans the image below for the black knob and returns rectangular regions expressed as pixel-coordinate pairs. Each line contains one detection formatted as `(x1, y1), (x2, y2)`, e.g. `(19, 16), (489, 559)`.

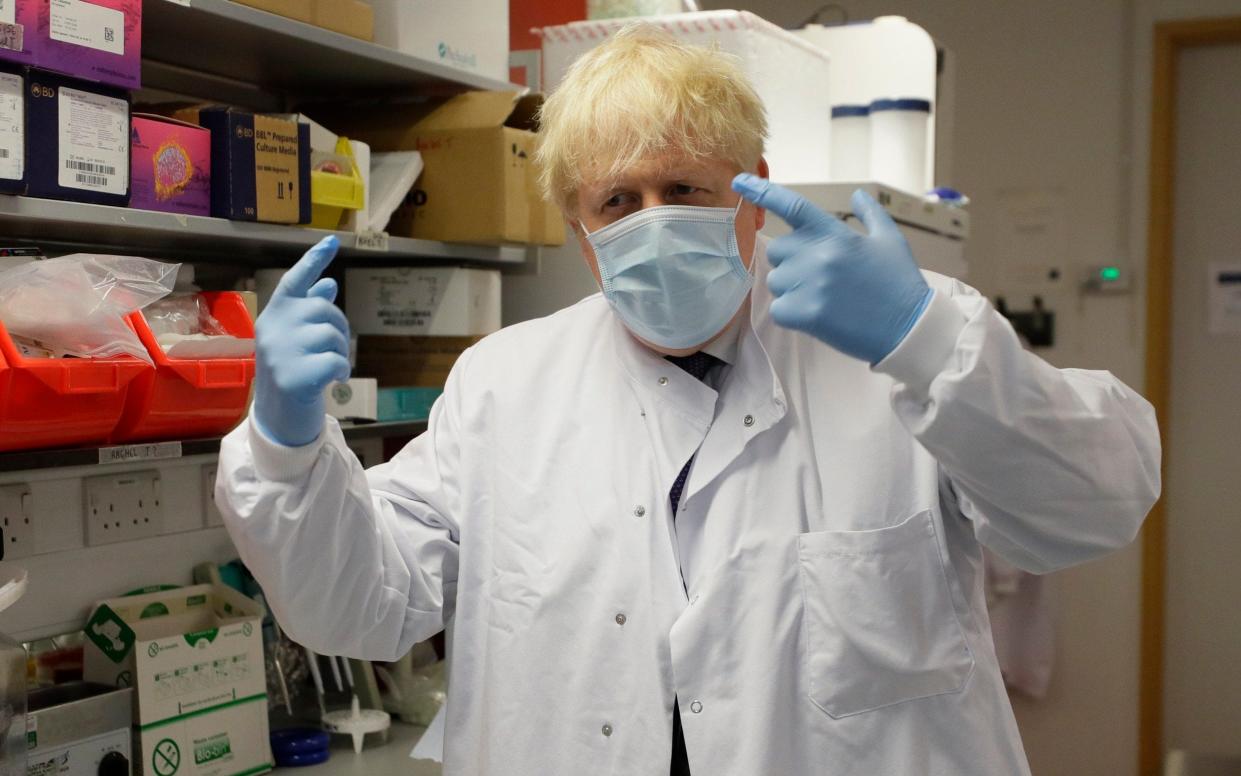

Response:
(98, 751), (129, 776)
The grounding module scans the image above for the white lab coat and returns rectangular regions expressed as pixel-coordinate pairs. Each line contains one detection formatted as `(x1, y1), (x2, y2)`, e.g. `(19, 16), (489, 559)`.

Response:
(217, 239), (1160, 775)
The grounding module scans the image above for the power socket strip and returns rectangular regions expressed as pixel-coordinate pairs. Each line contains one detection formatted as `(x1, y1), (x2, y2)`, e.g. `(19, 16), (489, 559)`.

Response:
(0, 484), (33, 560)
(83, 471), (164, 546)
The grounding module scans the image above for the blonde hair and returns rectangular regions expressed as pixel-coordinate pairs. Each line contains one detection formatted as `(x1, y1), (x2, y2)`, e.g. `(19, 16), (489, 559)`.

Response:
(537, 24), (768, 212)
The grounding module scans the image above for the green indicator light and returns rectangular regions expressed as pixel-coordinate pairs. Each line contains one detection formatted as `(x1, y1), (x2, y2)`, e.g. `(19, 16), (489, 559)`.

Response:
(1101, 266), (1121, 281)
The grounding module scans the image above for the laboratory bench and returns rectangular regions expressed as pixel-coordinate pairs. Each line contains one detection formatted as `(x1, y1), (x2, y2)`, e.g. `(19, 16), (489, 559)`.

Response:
(277, 722), (440, 775)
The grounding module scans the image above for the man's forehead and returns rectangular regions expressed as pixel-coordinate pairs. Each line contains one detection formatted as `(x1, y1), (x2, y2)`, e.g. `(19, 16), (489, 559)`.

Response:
(584, 154), (732, 190)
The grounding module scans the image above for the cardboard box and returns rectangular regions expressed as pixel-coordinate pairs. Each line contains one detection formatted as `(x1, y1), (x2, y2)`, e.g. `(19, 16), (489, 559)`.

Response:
(175, 106), (310, 224)
(231, 0), (312, 23)
(356, 335), (483, 388)
(541, 11), (833, 185)
(371, 0), (508, 82)
(83, 584), (272, 776)
(0, 0), (38, 66)
(130, 113), (211, 216)
(345, 266), (500, 337)
(320, 91), (565, 246)
(310, 0), (372, 41)
(0, 65), (25, 193)
(33, 0), (142, 90)
(26, 69), (129, 206)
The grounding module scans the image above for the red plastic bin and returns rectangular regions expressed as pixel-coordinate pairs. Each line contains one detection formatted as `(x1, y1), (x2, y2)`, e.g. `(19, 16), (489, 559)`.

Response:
(0, 322), (151, 452)
(111, 292), (256, 443)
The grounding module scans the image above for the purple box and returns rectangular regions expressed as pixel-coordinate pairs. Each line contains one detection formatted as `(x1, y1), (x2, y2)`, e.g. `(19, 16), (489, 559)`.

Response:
(32, 0), (141, 90)
(0, 1), (38, 66)
(130, 113), (211, 216)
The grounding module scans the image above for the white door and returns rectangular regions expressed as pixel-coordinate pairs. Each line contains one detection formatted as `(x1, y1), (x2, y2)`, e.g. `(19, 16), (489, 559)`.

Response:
(1162, 41), (1241, 756)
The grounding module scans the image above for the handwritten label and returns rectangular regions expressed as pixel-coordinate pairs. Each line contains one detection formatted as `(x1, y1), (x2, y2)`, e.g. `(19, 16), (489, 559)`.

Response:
(98, 442), (183, 465)
(355, 230), (390, 252)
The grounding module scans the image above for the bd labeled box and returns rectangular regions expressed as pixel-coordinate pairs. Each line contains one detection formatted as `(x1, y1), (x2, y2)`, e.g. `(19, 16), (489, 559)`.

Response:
(0, 64), (26, 194)
(33, 0), (142, 90)
(83, 584), (272, 776)
(26, 68), (129, 206)
(130, 113), (211, 216)
(175, 106), (310, 224)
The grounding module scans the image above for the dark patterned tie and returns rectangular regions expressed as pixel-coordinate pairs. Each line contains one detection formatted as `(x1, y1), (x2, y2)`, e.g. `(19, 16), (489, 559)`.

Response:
(666, 352), (721, 517)
(664, 351), (719, 776)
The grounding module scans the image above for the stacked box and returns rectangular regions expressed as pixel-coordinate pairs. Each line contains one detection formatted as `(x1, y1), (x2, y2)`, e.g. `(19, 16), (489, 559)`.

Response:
(0, 65), (25, 193)
(25, 69), (129, 206)
(175, 106), (310, 224)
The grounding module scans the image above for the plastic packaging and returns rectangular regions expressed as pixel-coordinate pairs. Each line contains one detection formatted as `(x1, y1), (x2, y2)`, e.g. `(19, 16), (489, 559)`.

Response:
(143, 293), (254, 359)
(0, 255), (179, 365)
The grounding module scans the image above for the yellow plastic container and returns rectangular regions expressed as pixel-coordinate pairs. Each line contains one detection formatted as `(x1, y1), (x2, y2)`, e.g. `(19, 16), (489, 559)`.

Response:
(310, 137), (365, 229)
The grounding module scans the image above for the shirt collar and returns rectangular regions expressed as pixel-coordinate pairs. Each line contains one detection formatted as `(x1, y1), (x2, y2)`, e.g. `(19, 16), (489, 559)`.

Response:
(700, 312), (744, 366)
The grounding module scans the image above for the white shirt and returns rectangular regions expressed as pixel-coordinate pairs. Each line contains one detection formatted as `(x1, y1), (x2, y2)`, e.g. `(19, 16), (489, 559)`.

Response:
(217, 238), (1160, 775)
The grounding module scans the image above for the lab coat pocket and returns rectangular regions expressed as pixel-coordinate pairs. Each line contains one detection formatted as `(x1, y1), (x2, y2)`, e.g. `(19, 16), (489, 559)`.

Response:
(797, 509), (975, 718)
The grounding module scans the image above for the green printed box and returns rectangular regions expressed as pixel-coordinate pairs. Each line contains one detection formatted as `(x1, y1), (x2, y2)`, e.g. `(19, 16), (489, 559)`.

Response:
(82, 584), (272, 776)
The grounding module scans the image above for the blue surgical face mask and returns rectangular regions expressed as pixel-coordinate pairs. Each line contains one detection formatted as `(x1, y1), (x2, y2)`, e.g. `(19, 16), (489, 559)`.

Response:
(582, 199), (754, 351)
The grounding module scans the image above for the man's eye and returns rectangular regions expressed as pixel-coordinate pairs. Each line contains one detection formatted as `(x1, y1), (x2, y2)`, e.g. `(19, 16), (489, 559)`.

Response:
(671, 184), (699, 197)
(605, 194), (627, 208)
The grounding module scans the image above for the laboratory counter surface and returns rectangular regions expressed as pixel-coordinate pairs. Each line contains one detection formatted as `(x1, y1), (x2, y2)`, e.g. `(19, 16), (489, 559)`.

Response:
(279, 721), (440, 775)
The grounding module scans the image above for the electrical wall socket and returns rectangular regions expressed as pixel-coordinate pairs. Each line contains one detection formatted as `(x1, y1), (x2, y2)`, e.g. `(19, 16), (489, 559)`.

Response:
(84, 471), (164, 546)
(0, 484), (33, 560)
(202, 464), (223, 528)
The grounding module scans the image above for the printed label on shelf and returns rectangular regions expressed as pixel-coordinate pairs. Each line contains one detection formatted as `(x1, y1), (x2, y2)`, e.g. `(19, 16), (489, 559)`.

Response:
(58, 86), (128, 195)
(0, 21), (21, 52)
(49, 0), (124, 56)
(98, 442), (183, 465)
(355, 230), (390, 252)
(0, 0), (15, 26)
(0, 73), (23, 181)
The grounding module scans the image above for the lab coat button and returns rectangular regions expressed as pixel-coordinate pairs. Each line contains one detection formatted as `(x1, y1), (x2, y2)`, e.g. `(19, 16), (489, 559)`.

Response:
(690, 701), (703, 714)
(633, 505), (646, 517)
(743, 414), (755, 427)
(602, 723), (613, 737)
(615, 613), (627, 626)
(658, 376), (669, 386)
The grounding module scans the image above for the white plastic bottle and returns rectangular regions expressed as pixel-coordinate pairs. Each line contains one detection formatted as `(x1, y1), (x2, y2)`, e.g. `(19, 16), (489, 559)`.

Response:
(830, 104), (871, 182)
(869, 97), (932, 195)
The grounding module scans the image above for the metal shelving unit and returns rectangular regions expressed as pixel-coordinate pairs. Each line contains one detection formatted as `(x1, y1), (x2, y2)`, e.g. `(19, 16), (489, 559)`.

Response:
(0, 197), (530, 266)
(143, 0), (516, 101)
(0, 420), (428, 473)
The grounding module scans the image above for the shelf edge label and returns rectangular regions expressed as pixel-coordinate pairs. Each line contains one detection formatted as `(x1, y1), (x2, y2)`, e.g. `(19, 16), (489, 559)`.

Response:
(355, 230), (390, 252)
(99, 442), (183, 465)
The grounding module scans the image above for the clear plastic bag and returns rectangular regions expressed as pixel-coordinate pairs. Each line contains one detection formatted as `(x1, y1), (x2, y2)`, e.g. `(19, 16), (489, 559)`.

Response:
(145, 293), (255, 359)
(144, 293), (226, 339)
(0, 255), (180, 365)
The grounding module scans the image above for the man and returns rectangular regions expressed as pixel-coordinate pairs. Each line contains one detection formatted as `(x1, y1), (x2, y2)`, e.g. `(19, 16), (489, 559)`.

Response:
(218, 26), (1160, 775)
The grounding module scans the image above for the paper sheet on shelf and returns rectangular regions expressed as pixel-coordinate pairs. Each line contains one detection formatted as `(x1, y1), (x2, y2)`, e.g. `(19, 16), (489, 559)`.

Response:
(409, 702), (445, 763)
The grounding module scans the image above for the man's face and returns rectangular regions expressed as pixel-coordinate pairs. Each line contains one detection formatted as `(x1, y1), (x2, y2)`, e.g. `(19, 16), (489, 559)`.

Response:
(572, 154), (769, 356)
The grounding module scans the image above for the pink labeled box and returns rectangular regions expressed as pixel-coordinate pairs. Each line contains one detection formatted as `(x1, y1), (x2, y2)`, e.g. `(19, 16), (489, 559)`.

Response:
(33, 0), (142, 90)
(130, 114), (211, 216)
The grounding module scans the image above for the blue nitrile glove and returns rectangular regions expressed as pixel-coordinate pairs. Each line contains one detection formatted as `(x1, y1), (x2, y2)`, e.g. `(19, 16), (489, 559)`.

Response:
(252, 235), (352, 447)
(732, 174), (933, 364)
